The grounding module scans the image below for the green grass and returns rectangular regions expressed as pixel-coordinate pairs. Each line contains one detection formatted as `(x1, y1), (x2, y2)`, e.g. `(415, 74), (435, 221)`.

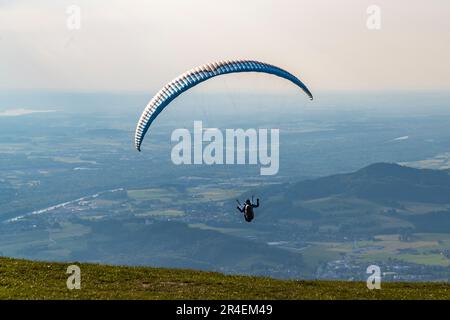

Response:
(396, 254), (450, 267)
(0, 257), (449, 300)
(136, 209), (185, 217)
(187, 187), (242, 202)
(127, 188), (171, 201)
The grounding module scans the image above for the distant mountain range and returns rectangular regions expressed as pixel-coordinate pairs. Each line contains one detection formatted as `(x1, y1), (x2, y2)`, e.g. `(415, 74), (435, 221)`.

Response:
(288, 163), (450, 203)
(255, 163), (450, 235)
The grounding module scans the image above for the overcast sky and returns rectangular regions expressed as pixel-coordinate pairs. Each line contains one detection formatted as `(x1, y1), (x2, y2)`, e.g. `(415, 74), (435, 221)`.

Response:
(1, 0), (449, 93)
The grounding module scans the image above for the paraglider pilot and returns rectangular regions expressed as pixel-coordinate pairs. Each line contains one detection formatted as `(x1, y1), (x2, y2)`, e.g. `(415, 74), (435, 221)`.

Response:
(236, 196), (259, 222)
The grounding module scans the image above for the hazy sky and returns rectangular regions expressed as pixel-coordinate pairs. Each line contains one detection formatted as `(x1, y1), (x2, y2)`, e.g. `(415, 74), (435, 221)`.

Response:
(1, 0), (450, 93)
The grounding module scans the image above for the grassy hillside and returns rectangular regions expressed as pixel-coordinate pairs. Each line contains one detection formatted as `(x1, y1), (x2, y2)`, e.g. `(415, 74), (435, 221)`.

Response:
(0, 257), (449, 299)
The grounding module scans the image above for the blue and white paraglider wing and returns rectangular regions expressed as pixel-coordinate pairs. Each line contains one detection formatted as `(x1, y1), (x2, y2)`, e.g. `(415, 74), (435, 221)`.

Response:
(135, 59), (313, 151)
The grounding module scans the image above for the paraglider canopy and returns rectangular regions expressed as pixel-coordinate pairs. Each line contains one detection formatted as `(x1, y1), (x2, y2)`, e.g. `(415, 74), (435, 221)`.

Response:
(135, 59), (313, 151)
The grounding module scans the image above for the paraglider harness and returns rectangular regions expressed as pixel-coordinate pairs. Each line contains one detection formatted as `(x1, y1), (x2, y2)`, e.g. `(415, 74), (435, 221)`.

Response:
(236, 197), (259, 222)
